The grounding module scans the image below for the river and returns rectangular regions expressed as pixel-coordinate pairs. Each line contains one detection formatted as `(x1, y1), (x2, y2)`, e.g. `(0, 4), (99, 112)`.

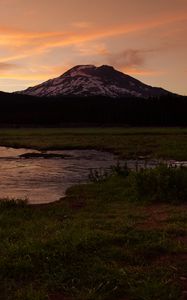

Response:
(0, 146), (184, 204)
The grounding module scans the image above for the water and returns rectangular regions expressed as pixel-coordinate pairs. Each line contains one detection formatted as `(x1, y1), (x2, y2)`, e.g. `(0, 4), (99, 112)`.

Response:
(0, 147), (123, 204)
(0, 146), (185, 204)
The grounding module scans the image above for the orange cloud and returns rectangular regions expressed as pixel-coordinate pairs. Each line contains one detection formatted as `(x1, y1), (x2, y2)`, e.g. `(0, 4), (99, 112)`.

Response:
(0, 62), (18, 70)
(0, 73), (54, 81)
(0, 10), (186, 63)
(122, 67), (165, 77)
(38, 13), (187, 52)
(0, 9), (186, 94)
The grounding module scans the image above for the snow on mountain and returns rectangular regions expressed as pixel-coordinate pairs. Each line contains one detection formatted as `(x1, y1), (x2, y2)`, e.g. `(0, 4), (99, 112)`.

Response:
(16, 65), (170, 98)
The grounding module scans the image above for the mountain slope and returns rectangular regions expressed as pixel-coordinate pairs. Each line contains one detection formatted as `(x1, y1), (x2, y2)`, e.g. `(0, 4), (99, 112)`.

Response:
(16, 65), (171, 98)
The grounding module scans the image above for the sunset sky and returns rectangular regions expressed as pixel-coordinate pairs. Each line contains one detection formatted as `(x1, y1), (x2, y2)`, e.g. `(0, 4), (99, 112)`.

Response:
(0, 0), (187, 94)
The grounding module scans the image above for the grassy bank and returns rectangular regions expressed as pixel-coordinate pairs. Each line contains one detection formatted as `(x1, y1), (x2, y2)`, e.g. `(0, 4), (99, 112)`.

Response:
(0, 128), (187, 299)
(0, 166), (186, 300)
(0, 127), (187, 160)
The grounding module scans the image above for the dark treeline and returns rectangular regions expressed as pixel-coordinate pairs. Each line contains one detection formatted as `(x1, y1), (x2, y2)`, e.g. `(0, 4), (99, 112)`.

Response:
(0, 91), (186, 126)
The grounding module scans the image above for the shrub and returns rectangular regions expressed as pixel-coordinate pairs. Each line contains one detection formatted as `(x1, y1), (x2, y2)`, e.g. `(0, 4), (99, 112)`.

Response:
(89, 163), (130, 183)
(127, 164), (187, 203)
(0, 198), (28, 209)
(110, 162), (130, 177)
(88, 168), (110, 182)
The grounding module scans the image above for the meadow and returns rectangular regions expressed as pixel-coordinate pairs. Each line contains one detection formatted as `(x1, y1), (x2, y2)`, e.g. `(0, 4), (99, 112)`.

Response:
(0, 128), (186, 300)
(0, 127), (187, 160)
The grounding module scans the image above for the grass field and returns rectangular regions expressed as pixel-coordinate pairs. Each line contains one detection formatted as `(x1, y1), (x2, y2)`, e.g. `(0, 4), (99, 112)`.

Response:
(0, 170), (186, 300)
(0, 127), (187, 160)
(0, 128), (186, 300)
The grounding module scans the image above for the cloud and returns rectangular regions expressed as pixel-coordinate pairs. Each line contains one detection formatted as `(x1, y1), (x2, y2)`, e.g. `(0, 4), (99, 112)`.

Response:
(105, 49), (145, 69)
(37, 12), (187, 53)
(99, 48), (165, 77)
(71, 21), (93, 29)
(0, 73), (53, 81)
(0, 9), (186, 92)
(101, 48), (159, 72)
(121, 68), (165, 77)
(0, 62), (18, 70)
(0, 10), (186, 63)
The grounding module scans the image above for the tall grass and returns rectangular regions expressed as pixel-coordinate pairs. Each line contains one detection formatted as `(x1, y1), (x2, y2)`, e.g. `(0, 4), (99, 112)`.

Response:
(0, 198), (28, 209)
(127, 165), (187, 203)
(89, 164), (187, 204)
(0, 166), (186, 299)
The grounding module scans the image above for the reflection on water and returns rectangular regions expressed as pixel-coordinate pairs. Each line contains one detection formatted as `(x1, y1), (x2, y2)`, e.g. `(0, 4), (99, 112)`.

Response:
(0, 146), (185, 204)
(0, 147), (123, 204)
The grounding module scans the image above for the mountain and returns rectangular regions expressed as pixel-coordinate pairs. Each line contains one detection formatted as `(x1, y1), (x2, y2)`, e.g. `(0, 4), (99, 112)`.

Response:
(16, 65), (171, 98)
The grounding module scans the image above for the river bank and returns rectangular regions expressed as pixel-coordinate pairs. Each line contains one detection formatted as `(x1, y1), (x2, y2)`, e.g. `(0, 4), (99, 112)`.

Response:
(0, 127), (187, 160)
(0, 171), (186, 300)
(0, 128), (186, 299)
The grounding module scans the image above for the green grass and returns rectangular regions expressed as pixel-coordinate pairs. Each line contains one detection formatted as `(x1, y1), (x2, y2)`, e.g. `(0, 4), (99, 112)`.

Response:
(126, 164), (187, 203)
(0, 127), (187, 160)
(0, 128), (187, 299)
(0, 172), (186, 300)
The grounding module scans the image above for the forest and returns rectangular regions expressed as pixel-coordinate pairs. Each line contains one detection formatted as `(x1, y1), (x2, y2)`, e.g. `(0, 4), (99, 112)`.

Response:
(0, 91), (186, 126)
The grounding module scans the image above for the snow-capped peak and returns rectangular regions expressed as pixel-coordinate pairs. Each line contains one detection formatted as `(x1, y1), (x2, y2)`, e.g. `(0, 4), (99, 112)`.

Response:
(16, 65), (170, 98)
(63, 65), (96, 77)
